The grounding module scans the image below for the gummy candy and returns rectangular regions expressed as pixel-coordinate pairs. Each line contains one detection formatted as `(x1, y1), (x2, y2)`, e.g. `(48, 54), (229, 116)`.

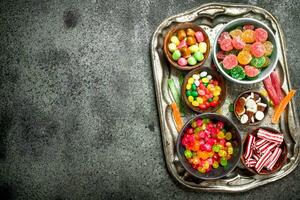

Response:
(237, 51), (252, 65)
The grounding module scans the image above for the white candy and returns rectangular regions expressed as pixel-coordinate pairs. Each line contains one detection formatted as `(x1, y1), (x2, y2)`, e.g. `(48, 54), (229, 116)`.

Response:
(168, 43), (177, 52)
(192, 74), (200, 80)
(207, 75), (212, 80)
(240, 114), (248, 124)
(246, 99), (257, 112)
(251, 116), (255, 123)
(200, 71), (207, 77)
(194, 80), (200, 86)
(255, 97), (261, 103)
(255, 111), (265, 121)
(199, 42), (207, 53)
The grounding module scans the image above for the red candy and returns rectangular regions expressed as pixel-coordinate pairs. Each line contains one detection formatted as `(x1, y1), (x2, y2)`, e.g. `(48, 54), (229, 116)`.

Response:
(220, 38), (233, 51)
(255, 28), (268, 42)
(232, 36), (246, 50)
(216, 51), (226, 60)
(217, 32), (231, 44)
(251, 42), (266, 57)
(266, 147), (282, 170)
(244, 135), (255, 160)
(243, 24), (255, 30)
(244, 65), (260, 77)
(223, 54), (238, 69)
(255, 150), (272, 173)
(257, 128), (284, 144)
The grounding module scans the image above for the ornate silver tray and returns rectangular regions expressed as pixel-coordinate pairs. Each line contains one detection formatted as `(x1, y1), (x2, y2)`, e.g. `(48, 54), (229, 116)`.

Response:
(151, 3), (299, 192)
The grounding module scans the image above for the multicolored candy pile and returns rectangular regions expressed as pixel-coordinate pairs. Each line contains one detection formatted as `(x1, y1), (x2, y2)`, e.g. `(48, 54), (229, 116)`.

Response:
(185, 71), (221, 110)
(244, 128), (283, 173)
(181, 118), (234, 174)
(168, 28), (208, 67)
(235, 92), (268, 124)
(217, 24), (274, 80)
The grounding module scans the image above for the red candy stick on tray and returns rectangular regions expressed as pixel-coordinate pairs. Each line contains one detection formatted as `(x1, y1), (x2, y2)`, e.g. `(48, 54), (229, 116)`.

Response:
(266, 147), (282, 170)
(253, 153), (260, 161)
(261, 143), (277, 154)
(257, 129), (283, 144)
(270, 71), (283, 101)
(244, 135), (255, 160)
(263, 76), (281, 106)
(255, 150), (272, 173)
(246, 158), (257, 168)
(255, 139), (268, 149)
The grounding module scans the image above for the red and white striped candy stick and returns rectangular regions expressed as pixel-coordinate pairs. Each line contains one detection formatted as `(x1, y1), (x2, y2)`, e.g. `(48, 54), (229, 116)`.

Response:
(255, 139), (268, 149)
(266, 147), (282, 170)
(244, 135), (256, 160)
(257, 129), (284, 144)
(246, 158), (257, 168)
(255, 150), (272, 173)
(258, 141), (272, 154)
(253, 152), (260, 161)
(261, 143), (277, 154)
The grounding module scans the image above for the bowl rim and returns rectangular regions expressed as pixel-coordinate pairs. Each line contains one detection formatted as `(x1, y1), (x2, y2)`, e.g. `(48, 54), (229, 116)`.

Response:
(212, 17), (279, 84)
(233, 90), (269, 126)
(181, 66), (227, 113)
(163, 22), (211, 71)
(176, 113), (243, 180)
(240, 126), (288, 175)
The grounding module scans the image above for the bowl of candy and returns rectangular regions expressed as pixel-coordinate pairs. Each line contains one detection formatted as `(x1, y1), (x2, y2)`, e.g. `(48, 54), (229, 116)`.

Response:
(163, 22), (210, 70)
(234, 91), (269, 125)
(182, 67), (227, 113)
(212, 18), (278, 84)
(241, 127), (287, 175)
(177, 113), (242, 179)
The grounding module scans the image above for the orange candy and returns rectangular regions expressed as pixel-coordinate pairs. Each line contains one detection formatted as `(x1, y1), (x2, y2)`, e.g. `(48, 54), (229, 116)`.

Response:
(241, 29), (255, 43)
(229, 29), (243, 38)
(237, 51), (252, 65)
(243, 44), (252, 52)
(263, 41), (274, 56)
(177, 29), (186, 41)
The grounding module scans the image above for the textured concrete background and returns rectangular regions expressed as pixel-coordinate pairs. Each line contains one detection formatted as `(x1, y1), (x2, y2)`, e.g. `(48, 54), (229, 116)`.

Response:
(0, 0), (299, 199)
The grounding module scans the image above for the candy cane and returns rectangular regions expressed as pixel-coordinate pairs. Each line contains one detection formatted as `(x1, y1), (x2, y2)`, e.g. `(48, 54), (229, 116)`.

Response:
(244, 135), (255, 160)
(255, 150), (272, 173)
(257, 129), (283, 144)
(266, 147), (282, 170)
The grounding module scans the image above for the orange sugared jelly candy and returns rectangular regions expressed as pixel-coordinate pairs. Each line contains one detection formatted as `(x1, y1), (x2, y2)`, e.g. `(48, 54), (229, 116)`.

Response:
(237, 51), (252, 65)
(241, 29), (255, 43)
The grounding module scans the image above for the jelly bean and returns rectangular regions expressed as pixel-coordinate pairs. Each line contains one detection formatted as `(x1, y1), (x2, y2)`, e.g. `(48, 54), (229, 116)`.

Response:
(172, 50), (181, 61)
(192, 157), (200, 165)
(195, 31), (204, 42)
(237, 51), (252, 65)
(229, 29), (243, 38)
(241, 29), (255, 43)
(187, 36), (196, 46)
(201, 77), (209, 83)
(225, 132), (232, 140)
(198, 89), (205, 96)
(186, 28), (195, 36)
(203, 161), (210, 169)
(186, 90), (191, 97)
(200, 71), (207, 77)
(184, 149), (193, 158)
(218, 150), (227, 157)
(168, 43), (177, 52)
(198, 167), (206, 173)
(213, 90), (221, 97)
(207, 98), (213, 102)
(196, 97), (203, 104)
(192, 74), (200, 80)
(263, 41), (273, 56)
(213, 96), (219, 102)
(188, 56), (197, 65)
(186, 84), (191, 90)
(194, 80), (200, 86)
(191, 83), (197, 91)
(191, 91), (198, 97)
(177, 29), (186, 41)
(180, 46), (191, 58)
(192, 101), (199, 107)
(188, 77), (194, 84)
(198, 42), (207, 53)
(194, 51), (204, 61)
(212, 161), (219, 168)
(178, 57), (187, 66)
(189, 45), (199, 53)
(207, 75), (212, 80)
(255, 28), (268, 42)
(251, 42), (265, 57)
(210, 101), (219, 107)
(170, 36), (180, 46)
(215, 86), (221, 92)
(250, 56), (266, 68)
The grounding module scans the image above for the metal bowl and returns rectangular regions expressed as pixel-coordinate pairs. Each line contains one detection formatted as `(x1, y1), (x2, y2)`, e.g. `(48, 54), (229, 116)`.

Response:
(176, 113), (242, 180)
(212, 18), (279, 84)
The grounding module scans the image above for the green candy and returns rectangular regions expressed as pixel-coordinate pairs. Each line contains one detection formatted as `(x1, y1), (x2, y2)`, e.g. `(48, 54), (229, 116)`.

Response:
(220, 157), (228, 167)
(230, 66), (246, 80)
(212, 145), (220, 152)
(172, 50), (181, 61)
(250, 57), (266, 68)
(193, 51), (204, 61)
(191, 91), (198, 97)
(194, 127), (201, 134)
(191, 83), (197, 91)
(208, 98), (213, 102)
(186, 90), (192, 97)
(202, 119), (210, 124)
(188, 56), (197, 65)
(184, 150), (193, 159)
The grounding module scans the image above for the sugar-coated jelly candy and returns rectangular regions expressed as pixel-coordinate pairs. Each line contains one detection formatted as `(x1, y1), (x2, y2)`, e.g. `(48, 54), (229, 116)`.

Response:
(220, 38), (233, 51)
(225, 132), (232, 140)
(170, 36), (180, 46)
(195, 31), (204, 42)
(255, 28), (268, 42)
(186, 28), (195, 36)
(243, 24), (254, 30)
(178, 57), (187, 66)
(188, 56), (197, 65)
(244, 65), (260, 77)
(223, 54), (238, 69)
(229, 29), (243, 38)
(177, 29), (186, 41)
(232, 36), (246, 50)
(217, 31), (230, 44)
(263, 41), (273, 56)
(262, 56), (270, 67)
(180, 46), (191, 58)
(230, 66), (246, 80)
(168, 43), (177, 52)
(251, 42), (265, 57)
(194, 51), (204, 62)
(220, 157), (228, 166)
(216, 51), (226, 60)
(172, 50), (181, 61)
(212, 161), (219, 168)
(250, 57), (266, 68)
(241, 29), (255, 43)
(198, 167), (206, 173)
(243, 44), (252, 52)
(186, 36), (196, 46)
(228, 146), (233, 155)
(237, 50), (252, 65)
(184, 149), (193, 158)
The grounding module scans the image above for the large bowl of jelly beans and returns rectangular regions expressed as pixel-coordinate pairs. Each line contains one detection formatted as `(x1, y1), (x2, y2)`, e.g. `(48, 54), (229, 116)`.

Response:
(182, 67), (227, 113)
(212, 18), (278, 84)
(177, 113), (242, 179)
(163, 22), (210, 70)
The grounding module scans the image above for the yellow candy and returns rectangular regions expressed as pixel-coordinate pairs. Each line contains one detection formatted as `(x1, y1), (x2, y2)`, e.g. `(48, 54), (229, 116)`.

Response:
(213, 96), (219, 101)
(218, 150), (227, 157)
(226, 142), (232, 147)
(188, 78), (194, 84)
(260, 89), (268, 97)
(168, 43), (177, 52)
(228, 147), (233, 155)
(196, 97), (203, 104)
(203, 161), (209, 170)
(188, 96), (194, 102)
(213, 90), (220, 96)
(207, 84), (214, 90)
(170, 36), (180, 46)
(189, 45), (199, 53)
(215, 86), (221, 92)
(192, 101), (199, 107)
(229, 29), (243, 38)
(198, 42), (207, 53)
(201, 77), (209, 83)
(186, 84), (192, 90)
(198, 167), (206, 173)
(241, 29), (255, 43)
(237, 51), (252, 65)
(217, 131), (225, 139)
(225, 132), (232, 140)
(208, 151), (214, 158)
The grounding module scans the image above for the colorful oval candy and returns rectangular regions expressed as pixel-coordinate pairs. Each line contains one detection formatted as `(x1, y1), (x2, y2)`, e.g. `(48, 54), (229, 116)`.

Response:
(223, 54), (238, 69)
(243, 24), (255, 30)
(195, 31), (204, 42)
(178, 57), (187, 66)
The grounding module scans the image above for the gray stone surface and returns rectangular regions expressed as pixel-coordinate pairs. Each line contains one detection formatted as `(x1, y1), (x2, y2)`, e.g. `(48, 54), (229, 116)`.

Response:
(0, 0), (299, 199)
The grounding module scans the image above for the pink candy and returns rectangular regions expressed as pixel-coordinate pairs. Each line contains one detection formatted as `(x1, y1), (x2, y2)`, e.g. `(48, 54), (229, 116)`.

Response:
(195, 31), (204, 42)
(257, 129), (284, 144)
(177, 40), (187, 49)
(178, 57), (187, 66)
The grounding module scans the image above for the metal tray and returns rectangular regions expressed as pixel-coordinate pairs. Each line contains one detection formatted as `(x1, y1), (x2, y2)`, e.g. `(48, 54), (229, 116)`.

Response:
(151, 3), (300, 192)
